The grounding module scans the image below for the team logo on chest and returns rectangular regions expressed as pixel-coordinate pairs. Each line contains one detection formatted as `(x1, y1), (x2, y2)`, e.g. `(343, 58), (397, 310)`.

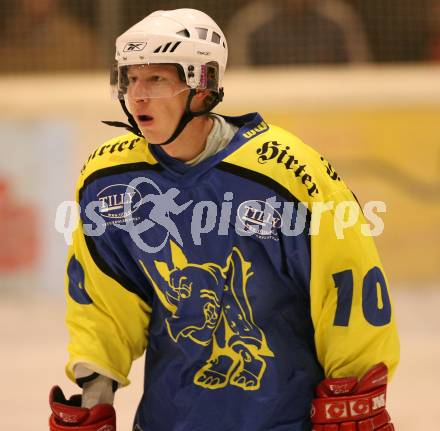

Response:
(139, 242), (274, 391)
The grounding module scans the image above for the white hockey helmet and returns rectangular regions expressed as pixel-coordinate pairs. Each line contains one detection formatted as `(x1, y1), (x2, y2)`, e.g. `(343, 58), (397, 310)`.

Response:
(112, 8), (228, 99)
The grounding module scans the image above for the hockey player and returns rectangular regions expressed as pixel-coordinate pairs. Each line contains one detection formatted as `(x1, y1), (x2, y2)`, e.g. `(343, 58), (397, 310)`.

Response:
(49, 8), (399, 431)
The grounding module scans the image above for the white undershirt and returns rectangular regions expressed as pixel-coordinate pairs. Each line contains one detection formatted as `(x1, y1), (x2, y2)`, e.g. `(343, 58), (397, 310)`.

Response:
(74, 363), (115, 408)
(185, 114), (239, 166)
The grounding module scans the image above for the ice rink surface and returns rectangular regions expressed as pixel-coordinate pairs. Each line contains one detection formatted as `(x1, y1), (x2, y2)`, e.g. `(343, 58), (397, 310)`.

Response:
(1, 285), (439, 430)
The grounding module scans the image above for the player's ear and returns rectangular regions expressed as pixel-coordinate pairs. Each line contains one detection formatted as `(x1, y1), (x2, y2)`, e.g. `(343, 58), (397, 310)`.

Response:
(191, 89), (214, 112)
(193, 89), (210, 100)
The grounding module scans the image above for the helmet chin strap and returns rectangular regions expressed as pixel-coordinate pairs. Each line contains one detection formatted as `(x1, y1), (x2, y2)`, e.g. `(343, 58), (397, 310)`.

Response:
(102, 88), (224, 146)
(102, 98), (143, 138)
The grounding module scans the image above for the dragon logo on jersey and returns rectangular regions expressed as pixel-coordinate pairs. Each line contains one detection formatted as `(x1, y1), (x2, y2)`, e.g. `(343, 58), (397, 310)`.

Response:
(139, 242), (274, 391)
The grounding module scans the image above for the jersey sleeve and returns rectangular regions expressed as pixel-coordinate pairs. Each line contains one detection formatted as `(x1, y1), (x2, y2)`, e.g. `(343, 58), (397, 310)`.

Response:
(65, 189), (152, 387)
(309, 187), (400, 380)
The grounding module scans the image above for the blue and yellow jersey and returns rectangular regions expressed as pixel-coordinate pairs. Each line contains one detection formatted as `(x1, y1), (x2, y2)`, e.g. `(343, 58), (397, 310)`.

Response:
(65, 112), (399, 431)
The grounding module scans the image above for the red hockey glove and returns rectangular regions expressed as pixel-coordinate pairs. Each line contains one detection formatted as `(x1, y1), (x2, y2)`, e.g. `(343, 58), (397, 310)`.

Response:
(49, 386), (116, 431)
(311, 363), (394, 431)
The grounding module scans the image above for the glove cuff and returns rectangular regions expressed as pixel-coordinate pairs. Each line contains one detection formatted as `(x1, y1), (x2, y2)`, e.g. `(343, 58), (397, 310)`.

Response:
(311, 385), (387, 424)
(49, 386), (116, 431)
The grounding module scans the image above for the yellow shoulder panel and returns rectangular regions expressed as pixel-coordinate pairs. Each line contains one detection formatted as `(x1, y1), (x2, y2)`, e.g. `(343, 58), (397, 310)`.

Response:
(77, 132), (157, 191)
(225, 124), (348, 204)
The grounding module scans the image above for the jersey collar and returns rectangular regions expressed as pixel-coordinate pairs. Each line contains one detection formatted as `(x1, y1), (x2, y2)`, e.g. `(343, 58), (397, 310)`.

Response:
(148, 112), (266, 182)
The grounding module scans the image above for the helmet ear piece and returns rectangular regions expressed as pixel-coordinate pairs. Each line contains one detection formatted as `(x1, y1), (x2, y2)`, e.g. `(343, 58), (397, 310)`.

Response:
(206, 63), (218, 87)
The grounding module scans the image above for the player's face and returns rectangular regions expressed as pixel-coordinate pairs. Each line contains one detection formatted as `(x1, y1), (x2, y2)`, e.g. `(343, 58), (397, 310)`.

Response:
(125, 64), (190, 143)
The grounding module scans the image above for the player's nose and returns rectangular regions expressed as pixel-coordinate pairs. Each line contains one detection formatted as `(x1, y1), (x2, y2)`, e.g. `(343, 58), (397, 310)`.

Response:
(131, 82), (152, 103)
(134, 96), (148, 103)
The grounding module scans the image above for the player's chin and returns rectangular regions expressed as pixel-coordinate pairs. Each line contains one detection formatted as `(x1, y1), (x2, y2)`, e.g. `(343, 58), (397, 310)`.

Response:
(141, 128), (168, 144)
(138, 119), (177, 144)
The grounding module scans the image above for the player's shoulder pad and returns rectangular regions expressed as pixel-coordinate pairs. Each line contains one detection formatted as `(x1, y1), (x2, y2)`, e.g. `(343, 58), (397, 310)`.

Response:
(224, 123), (349, 204)
(77, 132), (157, 189)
